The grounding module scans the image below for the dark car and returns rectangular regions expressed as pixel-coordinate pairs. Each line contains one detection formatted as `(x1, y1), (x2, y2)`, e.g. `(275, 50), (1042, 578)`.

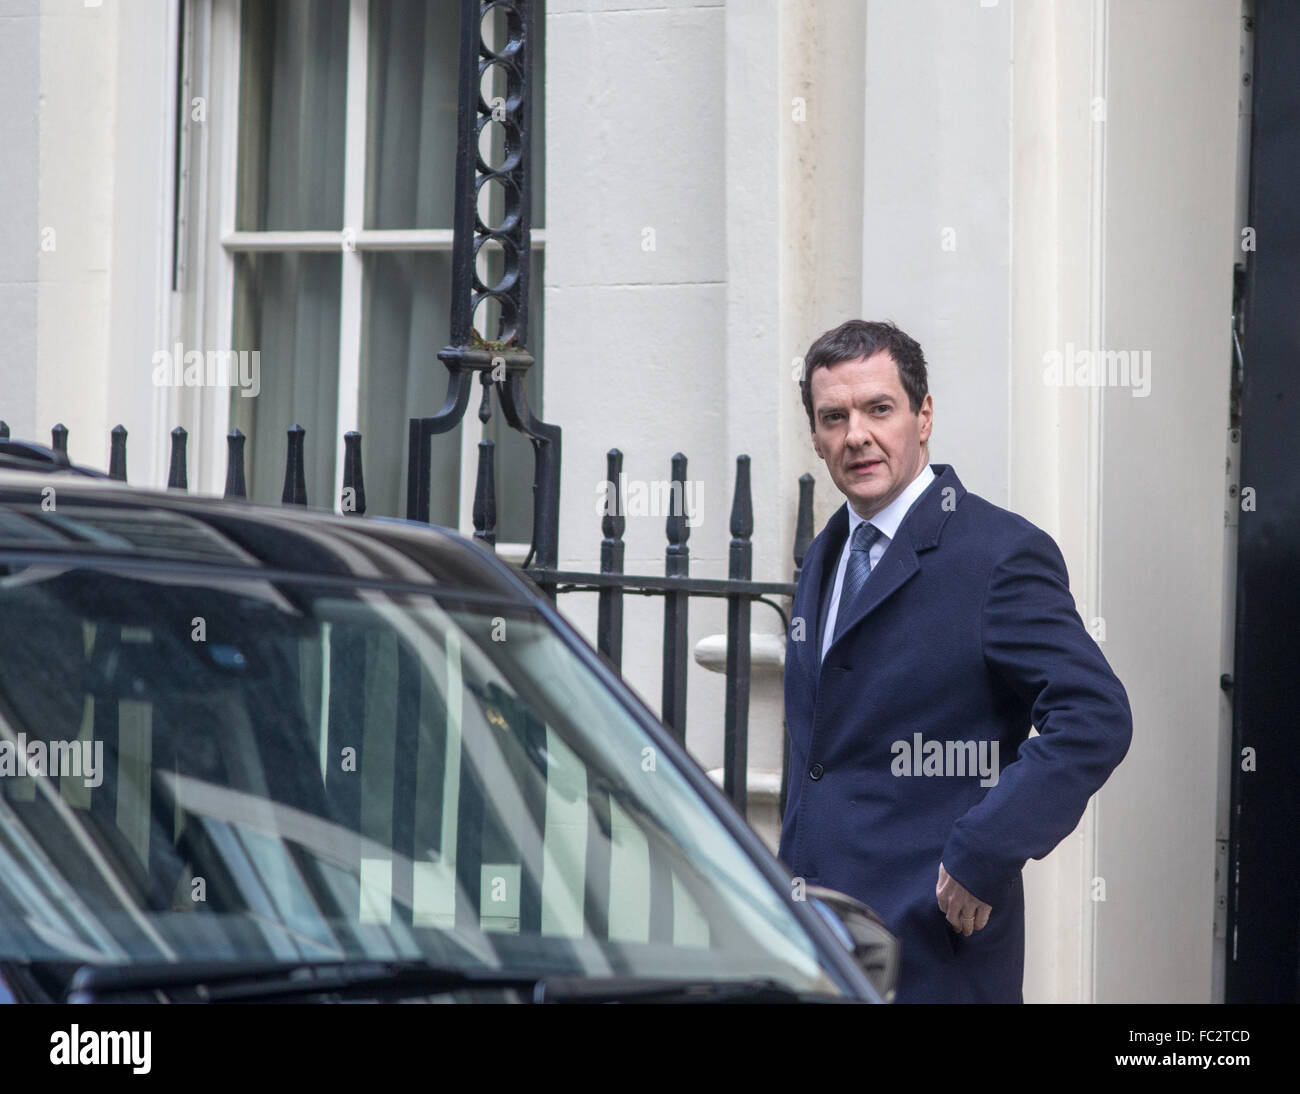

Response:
(0, 443), (897, 1003)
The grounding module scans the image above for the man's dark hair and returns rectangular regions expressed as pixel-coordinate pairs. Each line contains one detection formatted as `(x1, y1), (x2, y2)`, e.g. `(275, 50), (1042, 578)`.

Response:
(800, 319), (929, 431)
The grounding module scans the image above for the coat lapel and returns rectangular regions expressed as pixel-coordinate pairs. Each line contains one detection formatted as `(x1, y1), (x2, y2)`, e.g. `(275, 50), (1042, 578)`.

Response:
(819, 464), (965, 661)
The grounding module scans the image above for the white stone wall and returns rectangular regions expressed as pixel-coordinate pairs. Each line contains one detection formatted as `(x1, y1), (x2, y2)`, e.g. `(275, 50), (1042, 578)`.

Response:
(0, 0), (175, 480)
(545, 1), (735, 780)
(0, 0), (42, 436)
(1083, 0), (1239, 1006)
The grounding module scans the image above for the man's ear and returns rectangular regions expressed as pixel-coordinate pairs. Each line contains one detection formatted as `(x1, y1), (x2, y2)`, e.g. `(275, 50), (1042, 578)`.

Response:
(810, 429), (825, 460)
(918, 393), (934, 445)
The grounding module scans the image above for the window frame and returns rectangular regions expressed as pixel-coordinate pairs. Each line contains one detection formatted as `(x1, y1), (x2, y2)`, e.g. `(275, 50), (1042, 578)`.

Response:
(176, 0), (544, 545)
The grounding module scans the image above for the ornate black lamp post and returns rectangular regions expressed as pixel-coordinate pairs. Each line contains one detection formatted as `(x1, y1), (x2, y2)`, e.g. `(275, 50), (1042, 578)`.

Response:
(406, 0), (561, 588)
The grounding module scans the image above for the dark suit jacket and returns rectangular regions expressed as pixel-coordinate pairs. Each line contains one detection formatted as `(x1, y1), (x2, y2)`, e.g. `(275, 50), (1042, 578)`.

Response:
(779, 464), (1132, 1003)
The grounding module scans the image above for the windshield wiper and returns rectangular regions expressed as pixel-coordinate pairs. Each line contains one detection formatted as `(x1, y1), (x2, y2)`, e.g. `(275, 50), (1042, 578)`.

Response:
(67, 960), (837, 1004)
(533, 976), (832, 1004)
(67, 958), (545, 1003)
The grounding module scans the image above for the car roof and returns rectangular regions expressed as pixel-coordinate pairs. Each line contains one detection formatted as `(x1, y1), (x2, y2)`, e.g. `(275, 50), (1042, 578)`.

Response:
(0, 467), (526, 600)
(0, 439), (108, 477)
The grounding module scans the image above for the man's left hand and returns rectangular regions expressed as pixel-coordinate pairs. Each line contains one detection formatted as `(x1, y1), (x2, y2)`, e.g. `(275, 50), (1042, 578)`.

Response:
(937, 863), (992, 936)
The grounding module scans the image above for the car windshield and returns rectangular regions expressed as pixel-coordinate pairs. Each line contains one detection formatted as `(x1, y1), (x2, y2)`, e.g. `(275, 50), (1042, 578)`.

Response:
(0, 561), (840, 996)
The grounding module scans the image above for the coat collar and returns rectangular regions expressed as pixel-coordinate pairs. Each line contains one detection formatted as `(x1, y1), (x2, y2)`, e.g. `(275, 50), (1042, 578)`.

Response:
(797, 463), (966, 675)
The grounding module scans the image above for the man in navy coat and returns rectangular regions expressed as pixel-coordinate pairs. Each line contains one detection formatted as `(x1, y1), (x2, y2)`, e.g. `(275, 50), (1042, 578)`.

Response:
(779, 319), (1132, 1004)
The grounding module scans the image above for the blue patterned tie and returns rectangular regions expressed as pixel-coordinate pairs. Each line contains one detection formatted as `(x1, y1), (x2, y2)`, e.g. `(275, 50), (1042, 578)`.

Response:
(833, 522), (883, 642)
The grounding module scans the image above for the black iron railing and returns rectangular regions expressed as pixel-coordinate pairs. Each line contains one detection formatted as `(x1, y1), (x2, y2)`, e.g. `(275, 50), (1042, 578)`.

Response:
(0, 420), (367, 515)
(521, 450), (817, 817)
(1, 415), (817, 821)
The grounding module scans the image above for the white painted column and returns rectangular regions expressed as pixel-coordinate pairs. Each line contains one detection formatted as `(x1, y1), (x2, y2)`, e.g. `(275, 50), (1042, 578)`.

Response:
(544, 0), (729, 765)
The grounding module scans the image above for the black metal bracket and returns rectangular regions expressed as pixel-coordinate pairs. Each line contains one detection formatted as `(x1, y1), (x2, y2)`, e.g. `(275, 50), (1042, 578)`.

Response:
(405, 0), (560, 577)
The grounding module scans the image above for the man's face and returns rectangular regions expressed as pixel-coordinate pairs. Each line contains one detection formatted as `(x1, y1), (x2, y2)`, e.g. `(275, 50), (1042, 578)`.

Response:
(809, 350), (933, 520)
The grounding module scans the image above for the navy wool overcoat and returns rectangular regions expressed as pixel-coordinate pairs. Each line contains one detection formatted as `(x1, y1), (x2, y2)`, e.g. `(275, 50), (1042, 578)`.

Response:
(779, 464), (1132, 1003)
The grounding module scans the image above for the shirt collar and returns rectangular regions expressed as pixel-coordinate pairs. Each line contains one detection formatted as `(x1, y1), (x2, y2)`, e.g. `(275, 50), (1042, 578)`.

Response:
(845, 463), (936, 542)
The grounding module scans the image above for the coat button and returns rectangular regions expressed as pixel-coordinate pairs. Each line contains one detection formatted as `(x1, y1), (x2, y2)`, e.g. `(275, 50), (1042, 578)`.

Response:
(809, 763), (824, 780)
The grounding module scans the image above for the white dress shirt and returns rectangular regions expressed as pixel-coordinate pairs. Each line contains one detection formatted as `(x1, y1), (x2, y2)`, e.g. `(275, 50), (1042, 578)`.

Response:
(820, 464), (936, 662)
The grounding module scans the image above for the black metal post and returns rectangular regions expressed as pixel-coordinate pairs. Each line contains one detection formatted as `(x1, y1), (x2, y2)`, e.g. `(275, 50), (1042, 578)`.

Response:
(661, 452), (690, 741)
(282, 425), (307, 506)
(724, 456), (753, 812)
(108, 425), (128, 482)
(597, 449), (626, 670)
(224, 429), (247, 499)
(342, 431), (366, 515)
(167, 427), (187, 490)
(793, 472), (815, 581)
(472, 438), (496, 547)
(781, 473), (816, 823)
(653, 452), (689, 943)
